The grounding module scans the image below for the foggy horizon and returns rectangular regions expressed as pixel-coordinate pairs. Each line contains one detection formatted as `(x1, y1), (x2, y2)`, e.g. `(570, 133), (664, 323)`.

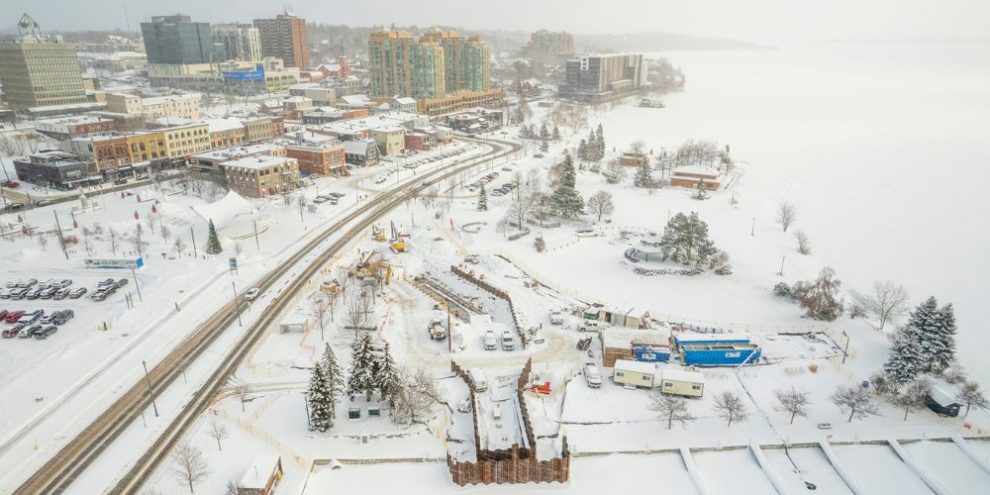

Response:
(4, 0), (990, 45)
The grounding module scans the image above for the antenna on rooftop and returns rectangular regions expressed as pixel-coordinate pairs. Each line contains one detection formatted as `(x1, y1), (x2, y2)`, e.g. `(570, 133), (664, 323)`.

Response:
(17, 13), (42, 38)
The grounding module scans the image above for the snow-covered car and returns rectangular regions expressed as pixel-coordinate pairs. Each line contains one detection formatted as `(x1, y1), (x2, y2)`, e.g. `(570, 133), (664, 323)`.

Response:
(501, 330), (515, 351)
(483, 330), (496, 351)
(549, 310), (564, 325)
(313, 196), (328, 203)
(243, 288), (260, 301)
(583, 363), (602, 388)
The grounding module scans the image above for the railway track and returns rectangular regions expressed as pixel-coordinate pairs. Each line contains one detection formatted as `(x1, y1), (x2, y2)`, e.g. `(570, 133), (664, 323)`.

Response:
(12, 136), (520, 495)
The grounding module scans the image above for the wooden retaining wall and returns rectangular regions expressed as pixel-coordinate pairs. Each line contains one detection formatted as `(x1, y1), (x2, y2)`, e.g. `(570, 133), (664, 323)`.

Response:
(450, 264), (528, 348)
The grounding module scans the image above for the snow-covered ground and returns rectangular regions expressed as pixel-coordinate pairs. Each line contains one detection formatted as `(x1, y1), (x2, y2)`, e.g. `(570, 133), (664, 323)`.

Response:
(8, 40), (990, 495)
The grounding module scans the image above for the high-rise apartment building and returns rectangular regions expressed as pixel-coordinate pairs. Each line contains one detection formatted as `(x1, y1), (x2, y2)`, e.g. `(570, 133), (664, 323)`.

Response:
(523, 30), (575, 65)
(368, 31), (445, 99)
(0, 18), (87, 109)
(419, 30), (490, 93)
(559, 53), (645, 103)
(213, 24), (261, 62)
(253, 13), (309, 68)
(140, 15), (217, 64)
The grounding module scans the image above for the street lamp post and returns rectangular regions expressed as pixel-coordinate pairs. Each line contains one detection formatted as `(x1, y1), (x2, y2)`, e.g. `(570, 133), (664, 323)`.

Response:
(232, 281), (242, 327)
(142, 360), (159, 417)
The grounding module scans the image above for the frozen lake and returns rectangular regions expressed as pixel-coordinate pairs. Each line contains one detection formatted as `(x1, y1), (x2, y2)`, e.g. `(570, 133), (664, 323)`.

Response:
(601, 42), (990, 382)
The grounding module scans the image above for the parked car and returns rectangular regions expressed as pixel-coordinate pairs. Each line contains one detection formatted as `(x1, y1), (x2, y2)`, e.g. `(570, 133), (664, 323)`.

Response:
(38, 279), (55, 288)
(313, 196), (328, 203)
(57, 279), (72, 288)
(69, 287), (87, 299)
(0, 309), (7, 320)
(53, 288), (70, 300)
(35, 326), (57, 339)
(2, 180), (20, 188)
(35, 199), (56, 207)
(114, 278), (129, 288)
(243, 288), (260, 301)
(549, 310), (564, 325)
(19, 279), (37, 288)
(9, 288), (28, 300)
(40, 287), (57, 299)
(501, 330), (515, 351)
(3, 202), (24, 211)
(52, 309), (74, 325)
(3, 323), (25, 338)
(98, 278), (115, 287)
(25, 288), (43, 300)
(583, 363), (603, 388)
(483, 330), (497, 351)
(40, 313), (56, 325)
(19, 325), (42, 338)
(18, 310), (43, 324)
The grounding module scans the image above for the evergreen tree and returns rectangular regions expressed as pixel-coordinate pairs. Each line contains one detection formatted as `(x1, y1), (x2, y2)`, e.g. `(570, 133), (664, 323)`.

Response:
(550, 154), (582, 219)
(321, 343), (344, 400)
(883, 327), (924, 384)
(594, 124), (605, 161)
(578, 139), (588, 161)
(560, 153), (576, 188)
(205, 219), (222, 255)
(587, 129), (597, 160)
(307, 365), (334, 431)
(900, 297), (957, 374)
(634, 162), (653, 187)
(552, 124), (561, 141)
(659, 212), (718, 267)
(376, 343), (403, 408)
(347, 334), (377, 401)
(477, 183), (488, 211)
(540, 138), (549, 153)
(539, 121), (550, 141)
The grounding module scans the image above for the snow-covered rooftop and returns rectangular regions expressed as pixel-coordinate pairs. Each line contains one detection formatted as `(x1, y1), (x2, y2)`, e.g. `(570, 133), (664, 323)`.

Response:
(206, 118), (245, 133)
(613, 359), (657, 375)
(661, 368), (705, 383)
(223, 155), (295, 170)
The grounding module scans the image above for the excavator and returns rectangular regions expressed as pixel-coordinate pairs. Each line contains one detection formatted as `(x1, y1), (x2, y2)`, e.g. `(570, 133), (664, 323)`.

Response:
(389, 221), (408, 253)
(371, 225), (387, 242)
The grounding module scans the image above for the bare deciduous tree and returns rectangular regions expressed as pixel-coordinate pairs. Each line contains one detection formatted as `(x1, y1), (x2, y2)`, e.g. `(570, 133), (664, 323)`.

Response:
(775, 388), (811, 424)
(391, 369), (439, 424)
(957, 381), (989, 418)
(173, 237), (187, 257)
(208, 420), (229, 451)
(869, 280), (909, 331)
(648, 392), (695, 430)
(831, 385), (880, 423)
(712, 391), (750, 427)
(345, 292), (372, 333)
(37, 233), (48, 251)
(891, 378), (931, 421)
(170, 442), (211, 493)
(586, 190), (615, 223)
(777, 202), (797, 232)
(794, 231), (812, 255)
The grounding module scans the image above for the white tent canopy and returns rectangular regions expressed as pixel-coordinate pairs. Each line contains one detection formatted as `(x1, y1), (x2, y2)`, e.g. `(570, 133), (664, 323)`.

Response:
(190, 190), (256, 231)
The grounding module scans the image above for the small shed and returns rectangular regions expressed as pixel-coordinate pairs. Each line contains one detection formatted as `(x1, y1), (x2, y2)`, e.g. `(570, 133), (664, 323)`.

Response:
(603, 306), (648, 329)
(925, 387), (962, 417)
(279, 314), (309, 334)
(612, 359), (656, 388)
(660, 368), (705, 398)
(601, 327), (669, 367)
(238, 455), (283, 495)
(680, 343), (761, 367)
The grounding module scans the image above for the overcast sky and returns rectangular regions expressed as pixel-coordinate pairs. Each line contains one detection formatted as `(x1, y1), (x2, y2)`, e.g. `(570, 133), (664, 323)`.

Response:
(5, 0), (989, 43)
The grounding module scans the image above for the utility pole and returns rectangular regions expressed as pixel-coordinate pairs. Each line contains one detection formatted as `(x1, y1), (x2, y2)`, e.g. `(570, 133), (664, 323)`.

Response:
(190, 226), (198, 258)
(52, 210), (68, 260)
(142, 360), (159, 417)
(842, 332), (851, 364)
(751, 217), (756, 237)
(253, 220), (260, 250)
(446, 304), (452, 353)
(131, 266), (143, 301)
(778, 255), (786, 276)
(232, 281), (242, 327)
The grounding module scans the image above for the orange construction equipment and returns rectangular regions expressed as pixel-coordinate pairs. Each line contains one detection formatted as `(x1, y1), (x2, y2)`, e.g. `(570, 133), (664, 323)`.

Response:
(530, 381), (552, 395)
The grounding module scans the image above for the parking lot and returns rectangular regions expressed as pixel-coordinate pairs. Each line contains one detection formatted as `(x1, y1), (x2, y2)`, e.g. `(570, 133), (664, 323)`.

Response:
(1, 275), (133, 340)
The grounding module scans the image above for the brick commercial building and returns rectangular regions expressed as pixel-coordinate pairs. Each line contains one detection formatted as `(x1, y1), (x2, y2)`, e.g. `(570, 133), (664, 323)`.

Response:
(125, 132), (167, 163)
(207, 118), (247, 148)
(372, 127), (405, 156)
(559, 53), (645, 104)
(223, 155), (300, 198)
(285, 143), (345, 176)
(253, 12), (309, 68)
(70, 134), (131, 173)
(33, 116), (115, 141)
(161, 123), (212, 159)
(244, 116), (282, 143)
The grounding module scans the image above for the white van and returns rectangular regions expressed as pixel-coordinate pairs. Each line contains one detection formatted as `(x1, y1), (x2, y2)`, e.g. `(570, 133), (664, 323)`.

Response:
(468, 368), (488, 393)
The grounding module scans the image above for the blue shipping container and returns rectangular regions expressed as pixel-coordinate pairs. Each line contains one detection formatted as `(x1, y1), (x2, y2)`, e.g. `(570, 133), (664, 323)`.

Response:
(632, 344), (671, 363)
(672, 334), (750, 353)
(681, 345), (761, 366)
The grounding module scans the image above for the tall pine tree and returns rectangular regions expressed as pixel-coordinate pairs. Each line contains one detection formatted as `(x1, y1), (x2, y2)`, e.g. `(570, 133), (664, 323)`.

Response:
(551, 153), (583, 219)
(347, 334), (377, 401)
(594, 124), (605, 161)
(883, 327), (924, 384)
(307, 365), (334, 431)
(376, 343), (403, 408)
(477, 183), (488, 211)
(205, 219), (222, 255)
(321, 343), (344, 401)
(885, 296), (958, 378)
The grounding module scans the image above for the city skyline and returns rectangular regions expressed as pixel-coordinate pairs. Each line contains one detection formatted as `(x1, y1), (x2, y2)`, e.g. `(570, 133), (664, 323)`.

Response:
(2, 0), (989, 44)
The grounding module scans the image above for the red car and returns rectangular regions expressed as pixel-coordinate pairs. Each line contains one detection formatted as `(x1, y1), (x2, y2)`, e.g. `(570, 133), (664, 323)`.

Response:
(2, 180), (19, 188)
(0, 310), (7, 320)
(4, 310), (25, 323)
